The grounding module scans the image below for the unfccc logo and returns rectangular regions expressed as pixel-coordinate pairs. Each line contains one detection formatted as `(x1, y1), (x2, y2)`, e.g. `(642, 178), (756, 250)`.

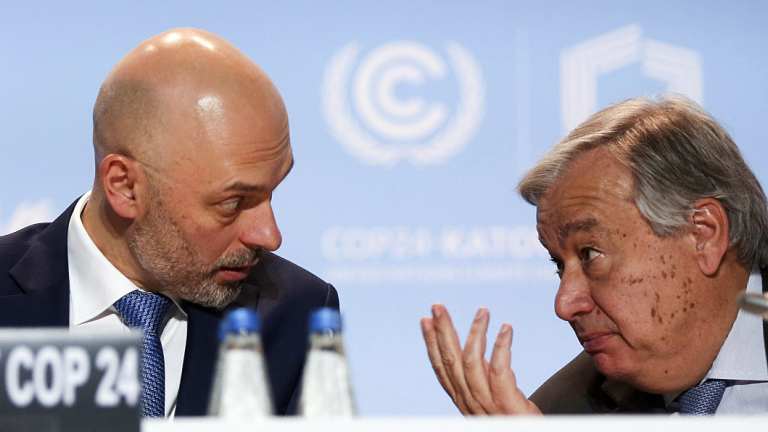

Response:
(560, 25), (703, 131)
(323, 41), (484, 166)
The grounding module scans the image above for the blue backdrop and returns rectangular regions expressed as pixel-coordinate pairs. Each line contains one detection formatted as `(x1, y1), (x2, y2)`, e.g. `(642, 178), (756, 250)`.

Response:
(2, 1), (767, 415)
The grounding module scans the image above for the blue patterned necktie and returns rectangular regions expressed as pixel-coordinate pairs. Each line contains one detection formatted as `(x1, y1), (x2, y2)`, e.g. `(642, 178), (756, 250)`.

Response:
(678, 379), (729, 415)
(114, 290), (172, 417)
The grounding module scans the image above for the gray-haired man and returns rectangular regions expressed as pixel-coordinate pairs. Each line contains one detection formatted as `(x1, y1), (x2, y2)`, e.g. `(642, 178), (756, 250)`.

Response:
(422, 97), (768, 414)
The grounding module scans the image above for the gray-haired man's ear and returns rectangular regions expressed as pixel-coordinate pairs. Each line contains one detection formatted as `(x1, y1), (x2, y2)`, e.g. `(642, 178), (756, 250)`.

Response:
(690, 199), (730, 276)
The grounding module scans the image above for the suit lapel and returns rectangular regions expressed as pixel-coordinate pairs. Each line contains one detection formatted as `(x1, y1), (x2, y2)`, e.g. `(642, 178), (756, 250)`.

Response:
(174, 302), (222, 416)
(3, 201), (77, 327)
(596, 378), (666, 413)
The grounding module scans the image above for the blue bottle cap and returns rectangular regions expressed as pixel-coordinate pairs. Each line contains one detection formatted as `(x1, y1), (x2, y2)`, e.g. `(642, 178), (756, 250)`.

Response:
(309, 307), (342, 333)
(219, 307), (261, 341)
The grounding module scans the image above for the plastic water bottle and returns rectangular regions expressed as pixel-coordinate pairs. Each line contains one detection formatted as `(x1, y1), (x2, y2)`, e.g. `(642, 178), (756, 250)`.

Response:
(299, 307), (356, 416)
(208, 308), (273, 418)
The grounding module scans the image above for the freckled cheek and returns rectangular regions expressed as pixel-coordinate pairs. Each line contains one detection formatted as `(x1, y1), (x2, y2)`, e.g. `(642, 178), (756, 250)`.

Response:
(600, 236), (693, 349)
(605, 287), (676, 351)
(597, 273), (659, 335)
(590, 279), (639, 325)
(645, 252), (698, 327)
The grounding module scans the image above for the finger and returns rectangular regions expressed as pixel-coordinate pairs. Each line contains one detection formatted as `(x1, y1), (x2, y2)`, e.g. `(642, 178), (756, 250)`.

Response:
(488, 324), (538, 414)
(462, 308), (498, 413)
(430, 305), (471, 413)
(432, 304), (486, 414)
(421, 317), (459, 403)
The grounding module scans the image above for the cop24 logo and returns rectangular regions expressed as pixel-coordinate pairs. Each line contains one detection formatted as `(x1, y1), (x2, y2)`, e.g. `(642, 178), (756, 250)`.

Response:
(560, 25), (703, 131)
(323, 41), (485, 166)
(2, 345), (138, 408)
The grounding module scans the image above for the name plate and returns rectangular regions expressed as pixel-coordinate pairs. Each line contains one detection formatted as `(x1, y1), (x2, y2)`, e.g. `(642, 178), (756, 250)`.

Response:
(0, 329), (140, 432)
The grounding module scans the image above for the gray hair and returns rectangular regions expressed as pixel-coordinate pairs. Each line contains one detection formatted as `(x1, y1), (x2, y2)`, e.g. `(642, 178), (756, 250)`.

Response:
(518, 96), (768, 268)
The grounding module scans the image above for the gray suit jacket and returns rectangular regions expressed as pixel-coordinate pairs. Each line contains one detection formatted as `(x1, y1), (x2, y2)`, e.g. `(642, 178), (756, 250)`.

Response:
(530, 352), (667, 413)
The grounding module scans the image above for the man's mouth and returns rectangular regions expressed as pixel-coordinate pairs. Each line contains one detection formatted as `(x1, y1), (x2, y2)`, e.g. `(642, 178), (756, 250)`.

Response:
(216, 262), (256, 282)
(578, 332), (617, 354)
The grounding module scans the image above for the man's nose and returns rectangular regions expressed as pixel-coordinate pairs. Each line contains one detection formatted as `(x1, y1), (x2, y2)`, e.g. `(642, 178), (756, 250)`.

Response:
(554, 270), (595, 322)
(239, 201), (282, 252)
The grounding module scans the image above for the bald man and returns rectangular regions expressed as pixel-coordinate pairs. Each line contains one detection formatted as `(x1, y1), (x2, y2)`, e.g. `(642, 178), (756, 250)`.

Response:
(0, 29), (338, 417)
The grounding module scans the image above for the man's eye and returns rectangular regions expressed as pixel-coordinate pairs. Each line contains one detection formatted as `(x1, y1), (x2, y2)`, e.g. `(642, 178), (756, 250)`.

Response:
(219, 198), (242, 213)
(580, 247), (602, 263)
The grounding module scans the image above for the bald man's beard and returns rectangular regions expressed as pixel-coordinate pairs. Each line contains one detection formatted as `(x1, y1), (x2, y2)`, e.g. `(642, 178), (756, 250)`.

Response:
(126, 194), (255, 310)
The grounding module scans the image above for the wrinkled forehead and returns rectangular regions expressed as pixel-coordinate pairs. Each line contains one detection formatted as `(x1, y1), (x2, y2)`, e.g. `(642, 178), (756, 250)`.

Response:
(534, 149), (636, 245)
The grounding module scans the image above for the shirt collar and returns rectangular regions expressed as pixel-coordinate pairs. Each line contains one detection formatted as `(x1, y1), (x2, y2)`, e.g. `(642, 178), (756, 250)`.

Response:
(67, 192), (186, 326)
(707, 268), (768, 382)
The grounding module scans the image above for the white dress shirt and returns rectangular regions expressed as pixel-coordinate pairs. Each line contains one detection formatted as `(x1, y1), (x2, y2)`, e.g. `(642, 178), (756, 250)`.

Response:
(708, 269), (768, 413)
(66, 192), (188, 418)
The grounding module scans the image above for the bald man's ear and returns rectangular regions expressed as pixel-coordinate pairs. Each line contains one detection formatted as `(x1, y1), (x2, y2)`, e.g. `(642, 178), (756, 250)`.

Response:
(690, 198), (730, 276)
(99, 154), (142, 220)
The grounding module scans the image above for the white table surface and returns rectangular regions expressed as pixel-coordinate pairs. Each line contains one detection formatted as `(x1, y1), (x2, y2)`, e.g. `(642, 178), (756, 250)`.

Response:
(143, 416), (768, 432)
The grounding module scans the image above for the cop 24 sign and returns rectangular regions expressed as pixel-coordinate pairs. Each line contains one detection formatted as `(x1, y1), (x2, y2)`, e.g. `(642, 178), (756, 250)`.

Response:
(0, 330), (140, 432)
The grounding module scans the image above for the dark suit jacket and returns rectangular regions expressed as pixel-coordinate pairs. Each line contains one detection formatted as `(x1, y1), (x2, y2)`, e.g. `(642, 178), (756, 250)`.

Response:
(530, 269), (768, 414)
(0, 199), (339, 416)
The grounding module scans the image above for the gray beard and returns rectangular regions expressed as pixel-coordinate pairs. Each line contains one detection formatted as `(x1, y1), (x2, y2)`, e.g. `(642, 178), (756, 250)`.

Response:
(126, 196), (252, 310)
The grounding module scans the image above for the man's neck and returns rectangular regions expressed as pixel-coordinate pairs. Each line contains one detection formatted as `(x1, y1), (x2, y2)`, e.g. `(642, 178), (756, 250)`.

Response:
(81, 192), (149, 289)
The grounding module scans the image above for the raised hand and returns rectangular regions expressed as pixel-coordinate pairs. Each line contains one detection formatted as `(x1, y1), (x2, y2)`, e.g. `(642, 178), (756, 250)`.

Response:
(420, 304), (541, 415)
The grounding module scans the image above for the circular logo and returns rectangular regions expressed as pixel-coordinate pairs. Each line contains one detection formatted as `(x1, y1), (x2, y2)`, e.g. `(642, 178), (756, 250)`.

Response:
(323, 41), (484, 166)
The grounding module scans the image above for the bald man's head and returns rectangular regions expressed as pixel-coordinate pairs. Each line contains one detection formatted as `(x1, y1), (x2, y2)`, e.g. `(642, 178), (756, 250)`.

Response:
(92, 28), (288, 172)
(86, 28), (293, 308)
